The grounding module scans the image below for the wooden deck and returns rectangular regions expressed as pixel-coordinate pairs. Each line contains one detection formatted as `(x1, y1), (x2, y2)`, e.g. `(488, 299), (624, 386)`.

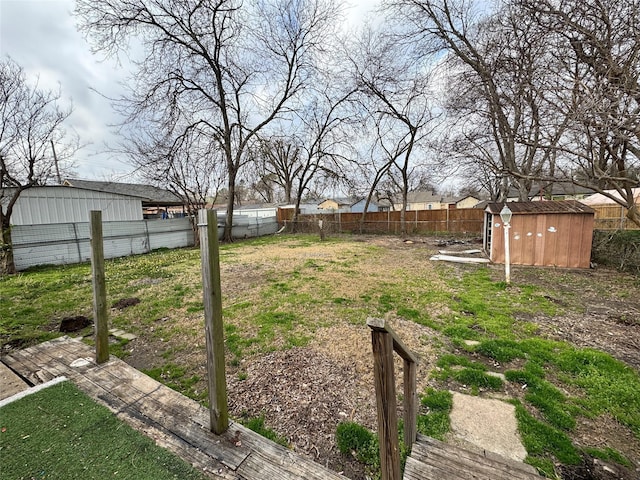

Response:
(1, 337), (346, 480)
(2, 336), (542, 480)
(404, 434), (541, 480)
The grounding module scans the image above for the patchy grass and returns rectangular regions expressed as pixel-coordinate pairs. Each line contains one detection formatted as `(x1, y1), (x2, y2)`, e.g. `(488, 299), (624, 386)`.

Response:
(3, 234), (639, 478)
(336, 422), (380, 475)
(416, 388), (453, 440)
(241, 415), (289, 447)
(143, 363), (204, 402)
(0, 381), (207, 480)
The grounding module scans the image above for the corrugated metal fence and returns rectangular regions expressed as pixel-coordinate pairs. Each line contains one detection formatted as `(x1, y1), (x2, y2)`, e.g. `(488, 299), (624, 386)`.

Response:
(12, 214), (280, 270)
(12, 218), (195, 270)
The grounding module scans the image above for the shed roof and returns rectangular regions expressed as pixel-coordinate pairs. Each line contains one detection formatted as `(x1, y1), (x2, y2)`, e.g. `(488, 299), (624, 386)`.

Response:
(63, 179), (183, 205)
(485, 200), (594, 215)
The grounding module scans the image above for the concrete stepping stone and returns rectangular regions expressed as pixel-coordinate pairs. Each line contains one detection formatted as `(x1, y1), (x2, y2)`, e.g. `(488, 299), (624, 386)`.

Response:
(448, 391), (528, 462)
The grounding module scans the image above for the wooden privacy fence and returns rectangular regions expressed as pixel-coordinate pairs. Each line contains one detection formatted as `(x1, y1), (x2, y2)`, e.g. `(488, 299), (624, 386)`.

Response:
(279, 208), (485, 235)
(591, 204), (640, 230)
(367, 317), (418, 480)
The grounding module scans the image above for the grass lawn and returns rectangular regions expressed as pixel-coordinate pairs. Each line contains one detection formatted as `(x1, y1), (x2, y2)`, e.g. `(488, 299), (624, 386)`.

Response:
(0, 380), (207, 480)
(1, 234), (639, 478)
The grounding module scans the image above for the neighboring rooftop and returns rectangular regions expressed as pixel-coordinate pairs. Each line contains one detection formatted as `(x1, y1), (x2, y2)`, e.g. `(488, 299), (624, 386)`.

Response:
(507, 181), (595, 199)
(63, 179), (184, 205)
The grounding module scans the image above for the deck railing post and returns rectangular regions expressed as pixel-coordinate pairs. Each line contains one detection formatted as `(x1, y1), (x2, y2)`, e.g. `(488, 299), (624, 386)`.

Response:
(90, 210), (109, 364)
(371, 326), (401, 480)
(403, 358), (417, 446)
(198, 209), (229, 434)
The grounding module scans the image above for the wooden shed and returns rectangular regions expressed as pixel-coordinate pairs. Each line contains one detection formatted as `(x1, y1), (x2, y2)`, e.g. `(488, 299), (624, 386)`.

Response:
(484, 201), (595, 269)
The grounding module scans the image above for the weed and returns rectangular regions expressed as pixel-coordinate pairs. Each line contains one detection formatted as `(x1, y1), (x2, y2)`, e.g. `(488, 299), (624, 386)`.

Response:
(584, 447), (632, 467)
(436, 354), (487, 371)
(242, 415), (288, 447)
(453, 369), (503, 393)
(143, 363), (203, 401)
(336, 422), (380, 473)
(513, 400), (582, 467)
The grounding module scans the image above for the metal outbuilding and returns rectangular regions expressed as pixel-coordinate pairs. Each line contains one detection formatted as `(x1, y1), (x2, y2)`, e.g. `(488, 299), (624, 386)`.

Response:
(2, 185), (144, 225)
(484, 201), (595, 269)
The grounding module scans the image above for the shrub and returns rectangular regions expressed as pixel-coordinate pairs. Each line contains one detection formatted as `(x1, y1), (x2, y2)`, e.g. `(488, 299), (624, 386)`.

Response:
(591, 230), (640, 274)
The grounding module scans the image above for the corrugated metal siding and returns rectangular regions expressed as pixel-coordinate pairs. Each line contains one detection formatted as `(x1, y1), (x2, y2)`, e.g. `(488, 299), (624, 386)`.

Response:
(11, 215), (279, 270)
(8, 186), (143, 225)
(12, 218), (194, 270)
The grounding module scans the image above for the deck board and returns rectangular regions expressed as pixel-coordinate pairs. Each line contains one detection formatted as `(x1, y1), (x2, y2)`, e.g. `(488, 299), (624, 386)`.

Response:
(1, 337), (345, 480)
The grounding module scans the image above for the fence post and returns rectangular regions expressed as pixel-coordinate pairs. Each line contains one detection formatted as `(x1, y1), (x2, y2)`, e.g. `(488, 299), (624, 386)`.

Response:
(198, 209), (229, 434)
(90, 211), (109, 364)
(369, 324), (401, 480)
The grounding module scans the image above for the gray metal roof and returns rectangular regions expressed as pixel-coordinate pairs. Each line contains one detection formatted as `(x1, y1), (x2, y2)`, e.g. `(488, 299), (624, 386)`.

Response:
(486, 200), (595, 215)
(507, 182), (595, 198)
(64, 179), (184, 205)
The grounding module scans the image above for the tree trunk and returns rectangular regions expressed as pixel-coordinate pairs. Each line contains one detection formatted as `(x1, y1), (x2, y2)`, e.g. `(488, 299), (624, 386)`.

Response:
(627, 203), (640, 228)
(0, 218), (16, 275)
(291, 196), (302, 233)
(223, 171), (236, 242)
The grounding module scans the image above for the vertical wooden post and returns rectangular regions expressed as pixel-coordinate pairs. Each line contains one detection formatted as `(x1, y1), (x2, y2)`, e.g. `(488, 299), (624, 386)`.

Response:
(198, 209), (229, 434)
(403, 359), (417, 447)
(90, 210), (109, 364)
(371, 328), (401, 480)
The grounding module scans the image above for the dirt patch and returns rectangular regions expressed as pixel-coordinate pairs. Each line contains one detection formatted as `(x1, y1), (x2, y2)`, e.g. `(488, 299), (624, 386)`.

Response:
(227, 348), (368, 478)
(111, 297), (141, 310)
(59, 315), (91, 332)
(531, 310), (640, 371)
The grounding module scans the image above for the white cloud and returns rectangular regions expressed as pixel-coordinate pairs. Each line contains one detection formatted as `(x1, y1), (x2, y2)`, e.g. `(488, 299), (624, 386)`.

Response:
(0, 0), (130, 179)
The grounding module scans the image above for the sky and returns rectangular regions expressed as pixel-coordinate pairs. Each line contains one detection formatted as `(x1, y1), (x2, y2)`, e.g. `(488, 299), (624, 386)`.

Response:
(0, 0), (380, 181)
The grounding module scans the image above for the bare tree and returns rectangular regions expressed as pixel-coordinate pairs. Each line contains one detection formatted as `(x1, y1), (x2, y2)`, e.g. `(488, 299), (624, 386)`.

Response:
(256, 136), (303, 204)
(350, 25), (437, 234)
(286, 85), (357, 230)
(518, 0), (640, 226)
(125, 119), (227, 243)
(386, 0), (566, 201)
(76, 0), (341, 241)
(0, 57), (77, 274)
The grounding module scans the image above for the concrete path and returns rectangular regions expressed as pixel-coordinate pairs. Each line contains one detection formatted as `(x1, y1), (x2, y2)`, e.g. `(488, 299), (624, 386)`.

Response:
(448, 391), (528, 462)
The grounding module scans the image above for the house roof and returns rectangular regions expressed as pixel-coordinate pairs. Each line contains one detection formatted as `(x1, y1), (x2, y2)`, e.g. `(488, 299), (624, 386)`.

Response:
(486, 200), (595, 215)
(64, 179), (183, 205)
(319, 197), (355, 207)
(580, 187), (640, 205)
(508, 182), (595, 198)
(405, 190), (442, 203)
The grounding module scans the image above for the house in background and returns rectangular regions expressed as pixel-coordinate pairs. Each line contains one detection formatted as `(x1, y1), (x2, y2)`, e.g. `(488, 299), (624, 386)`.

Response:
(507, 182), (594, 202)
(580, 187), (640, 207)
(318, 198), (354, 212)
(393, 191), (481, 211)
(317, 197), (386, 213)
(443, 195), (482, 209)
(63, 179), (187, 218)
